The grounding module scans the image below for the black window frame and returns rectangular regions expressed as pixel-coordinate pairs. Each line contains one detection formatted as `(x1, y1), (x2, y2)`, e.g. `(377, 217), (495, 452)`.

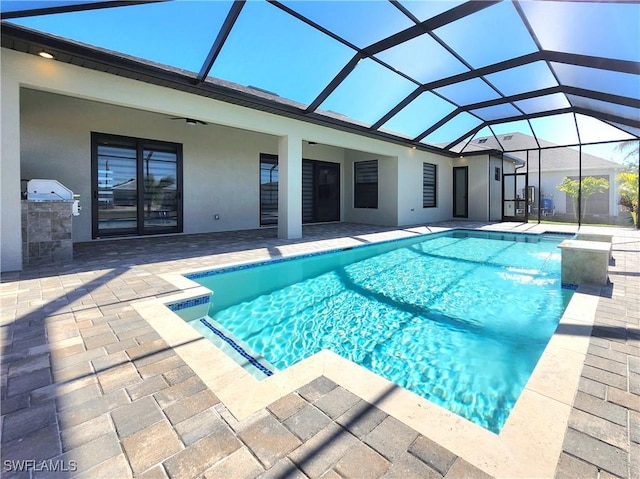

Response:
(354, 160), (378, 209)
(259, 153), (279, 226)
(91, 132), (183, 239)
(423, 162), (437, 208)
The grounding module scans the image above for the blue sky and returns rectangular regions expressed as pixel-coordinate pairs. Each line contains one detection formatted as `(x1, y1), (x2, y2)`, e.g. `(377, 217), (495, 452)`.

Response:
(7, 0), (638, 151)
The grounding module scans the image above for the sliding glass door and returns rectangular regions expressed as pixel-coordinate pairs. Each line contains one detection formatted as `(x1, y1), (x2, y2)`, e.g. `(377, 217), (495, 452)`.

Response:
(142, 146), (179, 232)
(260, 154), (279, 226)
(303, 160), (340, 223)
(260, 155), (340, 226)
(92, 133), (182, 238)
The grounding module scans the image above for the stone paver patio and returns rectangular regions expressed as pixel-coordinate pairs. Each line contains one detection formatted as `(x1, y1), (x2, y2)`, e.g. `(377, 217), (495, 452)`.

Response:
(1, 222), (638, 478)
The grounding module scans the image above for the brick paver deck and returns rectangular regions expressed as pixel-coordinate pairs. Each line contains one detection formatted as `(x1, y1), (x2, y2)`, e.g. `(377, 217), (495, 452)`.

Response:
(1, 222), (638, 478)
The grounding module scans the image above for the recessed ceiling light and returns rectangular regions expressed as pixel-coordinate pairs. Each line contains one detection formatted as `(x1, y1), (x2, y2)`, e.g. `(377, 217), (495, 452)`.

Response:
(38, 51), (54, 59)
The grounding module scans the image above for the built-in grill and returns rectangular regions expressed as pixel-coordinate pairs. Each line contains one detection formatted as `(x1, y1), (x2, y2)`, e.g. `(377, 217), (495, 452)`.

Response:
(22, 179), (80, 266)
(26, 179), (81, 215)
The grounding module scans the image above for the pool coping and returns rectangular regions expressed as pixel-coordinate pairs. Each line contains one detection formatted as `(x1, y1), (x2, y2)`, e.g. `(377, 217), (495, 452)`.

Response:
(132, 226), (599, 478)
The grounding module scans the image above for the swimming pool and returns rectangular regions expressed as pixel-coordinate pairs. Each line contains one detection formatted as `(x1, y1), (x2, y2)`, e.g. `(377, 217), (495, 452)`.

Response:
(186, 230), (573, 433)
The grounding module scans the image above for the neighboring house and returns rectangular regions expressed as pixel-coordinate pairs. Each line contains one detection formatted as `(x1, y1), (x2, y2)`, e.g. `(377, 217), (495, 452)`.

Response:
(112, 178), (137, 206)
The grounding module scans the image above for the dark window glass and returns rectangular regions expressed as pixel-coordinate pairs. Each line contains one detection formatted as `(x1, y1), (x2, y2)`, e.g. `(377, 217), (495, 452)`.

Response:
(93, 133), (181, 238)
(423, 163), (437, 208)
(354, 160), (378, 209)
(142, 147), (178, 231)
(260, 154), (278, 226)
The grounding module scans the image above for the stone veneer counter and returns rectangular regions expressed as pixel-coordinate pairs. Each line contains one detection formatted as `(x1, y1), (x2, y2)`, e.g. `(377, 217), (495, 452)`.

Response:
(558, 239), (611, 286)
(21, 199), (73, 265)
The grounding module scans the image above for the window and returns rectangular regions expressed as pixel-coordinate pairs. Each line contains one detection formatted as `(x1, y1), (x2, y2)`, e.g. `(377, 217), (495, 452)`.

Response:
(92, 132), (182, 238)
(495, 166), (501, 181)
(260, 154), (278, 226)
(478, 138), (488, 144)
(503, 135), (513, 141)
(354, 160), (378, 208)
(423, 163), (437, 208)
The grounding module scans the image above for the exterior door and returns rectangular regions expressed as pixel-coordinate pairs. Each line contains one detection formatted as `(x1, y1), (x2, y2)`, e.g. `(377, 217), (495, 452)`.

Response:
(141, 145), (180, 234)
(93, 133), (182, 238)
(265, 156), (340, 225)
(95, 138), (138, 235)
(502, 172), (528, 222)
(260, 154), (279, 226)
(453, 166), (468, 218)
(311, 161), (340, 223)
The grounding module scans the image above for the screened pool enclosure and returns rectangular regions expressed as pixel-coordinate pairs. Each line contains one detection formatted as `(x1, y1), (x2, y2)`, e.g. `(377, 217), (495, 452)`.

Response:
(2, 0), (639, 229)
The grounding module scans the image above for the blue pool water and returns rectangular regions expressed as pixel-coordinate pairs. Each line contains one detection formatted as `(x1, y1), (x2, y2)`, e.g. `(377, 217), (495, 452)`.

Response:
(188, 230), (573, 432)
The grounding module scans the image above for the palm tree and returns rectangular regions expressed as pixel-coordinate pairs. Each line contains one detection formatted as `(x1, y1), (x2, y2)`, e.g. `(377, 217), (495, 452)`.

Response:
(556, 176), (609, 220)
(616, 140), (639, 162)
(144, 174), (175, 215)
(615, 140), (639, 227)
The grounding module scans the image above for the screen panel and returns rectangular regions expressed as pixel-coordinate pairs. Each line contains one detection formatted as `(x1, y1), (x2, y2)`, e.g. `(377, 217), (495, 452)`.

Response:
(10, 1), (233, 73)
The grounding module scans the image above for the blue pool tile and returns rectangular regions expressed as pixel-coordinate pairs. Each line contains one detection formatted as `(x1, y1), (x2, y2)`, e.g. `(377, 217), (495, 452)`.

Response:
(199, 318), (273, 377)
(168, 295), (210, 312)
(184, 229), (571, 281)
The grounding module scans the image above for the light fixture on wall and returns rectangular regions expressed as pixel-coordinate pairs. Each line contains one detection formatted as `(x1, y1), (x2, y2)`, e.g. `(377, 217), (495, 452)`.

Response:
(38, 50), (55, 59)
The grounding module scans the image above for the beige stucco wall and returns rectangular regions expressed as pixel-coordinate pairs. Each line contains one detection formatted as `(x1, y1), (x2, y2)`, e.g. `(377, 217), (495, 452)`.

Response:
(397, 150), (453, 226)
(343, 149), (398, 226)
(1, 63), (22, 272)
(452, 155), (490, 221)
(2, 48), (461, 270)
(20, 89), (280, 241)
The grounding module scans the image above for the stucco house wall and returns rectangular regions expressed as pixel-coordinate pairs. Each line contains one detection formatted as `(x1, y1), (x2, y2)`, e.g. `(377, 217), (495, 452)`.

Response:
(2, 48), (463, 271)
(20, 89), (282, 241)
(343, 149), (398, 226)
(396, 151), (453, 227)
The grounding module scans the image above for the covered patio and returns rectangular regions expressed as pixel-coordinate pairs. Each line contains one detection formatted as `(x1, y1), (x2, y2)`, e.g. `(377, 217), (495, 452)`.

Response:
(1, 0), (639, 273)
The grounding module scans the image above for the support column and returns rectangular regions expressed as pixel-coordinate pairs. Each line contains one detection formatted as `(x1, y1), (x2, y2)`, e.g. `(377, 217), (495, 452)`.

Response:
(277, 134), (302, 239)
(1, 72), (23, 272)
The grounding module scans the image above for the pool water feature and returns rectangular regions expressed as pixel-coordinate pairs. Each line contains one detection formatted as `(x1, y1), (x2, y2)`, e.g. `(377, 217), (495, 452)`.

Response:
(186, 230), (573, 433)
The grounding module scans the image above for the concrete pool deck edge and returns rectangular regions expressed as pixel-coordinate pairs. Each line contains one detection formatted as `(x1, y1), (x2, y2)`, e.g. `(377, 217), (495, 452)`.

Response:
(132, 226), (600, 479)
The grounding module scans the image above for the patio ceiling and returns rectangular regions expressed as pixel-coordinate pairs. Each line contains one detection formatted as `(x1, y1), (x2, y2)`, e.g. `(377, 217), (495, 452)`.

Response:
(2, 0), (639, 155)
